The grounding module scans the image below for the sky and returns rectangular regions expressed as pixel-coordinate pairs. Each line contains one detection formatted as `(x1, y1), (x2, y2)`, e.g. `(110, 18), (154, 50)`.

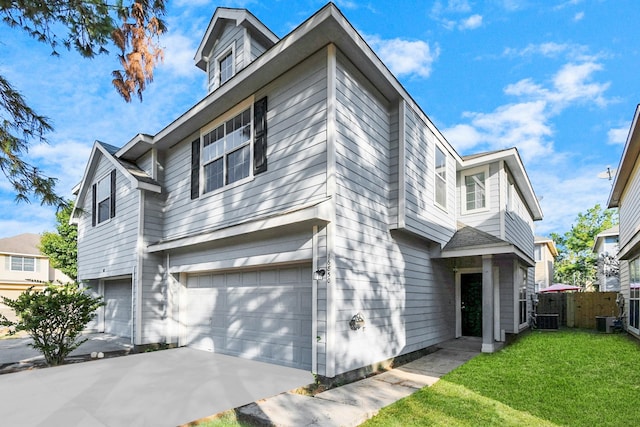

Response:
(0, 0), (638, 239)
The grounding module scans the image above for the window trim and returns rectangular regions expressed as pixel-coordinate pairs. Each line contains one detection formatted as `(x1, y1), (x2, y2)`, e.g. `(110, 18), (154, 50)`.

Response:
(434, 145), (447, 211)
(519, 267), (528, 327)
(208, 42), (236, 92)
(630, 257), (640, 333)
(199, 96), (255, 197)
(92, 170), (116, 226)
(461, 165), (490, 214)
(10, 255), (36, 272)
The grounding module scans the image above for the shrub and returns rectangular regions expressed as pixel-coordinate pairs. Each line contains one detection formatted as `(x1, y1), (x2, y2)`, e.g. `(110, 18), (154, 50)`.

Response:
(0, 283), (103, 366)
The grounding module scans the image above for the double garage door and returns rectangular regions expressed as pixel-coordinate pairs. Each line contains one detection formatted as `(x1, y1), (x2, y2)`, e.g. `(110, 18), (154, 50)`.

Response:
(103, 279), (132, 338)
(185, 264), (312, 370)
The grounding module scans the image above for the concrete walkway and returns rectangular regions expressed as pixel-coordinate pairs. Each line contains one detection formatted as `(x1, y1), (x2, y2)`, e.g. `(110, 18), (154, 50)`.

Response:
(236, 337), (481, 426)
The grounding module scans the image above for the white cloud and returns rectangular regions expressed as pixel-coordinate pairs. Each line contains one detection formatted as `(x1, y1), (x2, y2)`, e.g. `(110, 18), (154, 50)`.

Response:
(366, 36), (440, 78)
(608, 125), (630, 145)
(160, 32), (201, 78)
(443, 59), (610, 163)
(574, 11), (585, 21)
(459, 14), (483, 30)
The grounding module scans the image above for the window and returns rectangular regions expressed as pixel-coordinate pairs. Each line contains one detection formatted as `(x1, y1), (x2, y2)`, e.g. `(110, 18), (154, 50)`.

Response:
(92, 170), (116, 226)
(202, 108), (252, 194)
(519, 268), (528, 325)
(219, 50), (234, 85)
(506, 176), (515, 212)
(435, 146), (447, 208)
(534, 245), (542, 262)
(191, 97), (268, 199)
(463, 168), (487, 212)
(10, 256), (35, 272)
(630, 257), (640, 331)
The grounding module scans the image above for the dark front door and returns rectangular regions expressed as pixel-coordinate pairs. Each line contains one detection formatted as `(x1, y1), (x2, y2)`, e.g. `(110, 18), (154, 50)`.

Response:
(461, 273), (482, 337)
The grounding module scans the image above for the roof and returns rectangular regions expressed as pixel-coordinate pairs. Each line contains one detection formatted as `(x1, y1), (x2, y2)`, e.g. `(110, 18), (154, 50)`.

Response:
(440, 223), (535, 267)
(116, 3), (462, 165)
(461, 148), (543, 221)
(0, 233), (42, 256)
(608, 104), (640, 207)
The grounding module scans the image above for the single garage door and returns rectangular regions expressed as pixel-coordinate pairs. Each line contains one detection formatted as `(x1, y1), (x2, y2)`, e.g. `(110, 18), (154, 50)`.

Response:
(104, 278), (132, 338)
(186, 264), (312, 370)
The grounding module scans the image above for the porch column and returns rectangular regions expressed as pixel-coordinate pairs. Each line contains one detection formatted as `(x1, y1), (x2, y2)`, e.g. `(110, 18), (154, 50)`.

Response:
(482, 255), (496, 352)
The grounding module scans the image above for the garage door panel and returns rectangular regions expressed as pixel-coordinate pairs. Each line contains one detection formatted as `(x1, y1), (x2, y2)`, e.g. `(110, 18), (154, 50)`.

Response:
(186, 264), (312, 369)
(104, 279), (132, 339)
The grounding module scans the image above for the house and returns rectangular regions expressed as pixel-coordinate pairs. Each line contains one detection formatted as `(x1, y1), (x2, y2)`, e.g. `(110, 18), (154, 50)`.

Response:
(593, 225), (620, 292)
(608, 104), (640, 338)
(71, 4), (543, 378)
(0, 233), (72, 322)
(534, 236), (558, 292)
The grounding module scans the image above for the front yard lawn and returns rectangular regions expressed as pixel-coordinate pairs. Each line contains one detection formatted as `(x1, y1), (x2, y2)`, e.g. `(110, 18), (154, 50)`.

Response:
(363, 330), (640, 426)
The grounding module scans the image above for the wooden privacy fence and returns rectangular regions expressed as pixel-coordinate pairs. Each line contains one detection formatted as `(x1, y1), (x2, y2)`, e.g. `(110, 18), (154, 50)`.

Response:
(537, 292), (619, 329)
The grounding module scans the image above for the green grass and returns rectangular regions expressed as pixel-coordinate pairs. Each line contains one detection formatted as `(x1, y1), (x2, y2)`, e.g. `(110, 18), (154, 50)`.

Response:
(364, 330), (640, 427)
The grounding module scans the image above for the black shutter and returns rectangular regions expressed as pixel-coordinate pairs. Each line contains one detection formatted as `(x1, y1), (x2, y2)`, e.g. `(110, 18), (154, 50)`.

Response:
(191, 138), (200, 199)
(91, 184), (97, 227)
(253, 97), (268, 174)
(110, 169), (116, 218)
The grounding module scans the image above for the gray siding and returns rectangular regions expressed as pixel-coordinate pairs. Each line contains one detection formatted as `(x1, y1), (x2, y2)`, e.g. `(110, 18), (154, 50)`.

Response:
(162, 50), (328, 241)
(77, 155), (139, 280)
(403, 104), (457, 245)
(619, 164), (640, 248)
(332, 52), (455, 375)
(504, 173), (535, 257)
(208, 22), (246, 90)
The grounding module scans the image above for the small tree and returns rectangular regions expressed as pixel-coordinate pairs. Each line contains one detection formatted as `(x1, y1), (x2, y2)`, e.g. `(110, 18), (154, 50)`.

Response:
(0, 283), (103, 366)
(40, 202), (78, 280)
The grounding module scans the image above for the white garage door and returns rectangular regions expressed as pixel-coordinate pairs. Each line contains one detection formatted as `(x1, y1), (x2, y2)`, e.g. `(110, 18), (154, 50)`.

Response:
(186, 264), (312, 370)
(104, 279), (132, 338)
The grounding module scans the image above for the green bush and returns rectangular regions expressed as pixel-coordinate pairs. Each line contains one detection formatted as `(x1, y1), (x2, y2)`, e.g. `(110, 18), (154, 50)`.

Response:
(0, 283), (103, 366)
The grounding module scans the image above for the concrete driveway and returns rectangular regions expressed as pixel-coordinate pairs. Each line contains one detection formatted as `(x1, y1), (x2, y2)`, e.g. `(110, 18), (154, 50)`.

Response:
(0, 348), (314, 426)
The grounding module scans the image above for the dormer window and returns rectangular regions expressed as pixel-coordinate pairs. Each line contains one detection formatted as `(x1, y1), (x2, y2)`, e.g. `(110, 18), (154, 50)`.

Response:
(208, 44), (236, 91)
(219, 50), (234, 85)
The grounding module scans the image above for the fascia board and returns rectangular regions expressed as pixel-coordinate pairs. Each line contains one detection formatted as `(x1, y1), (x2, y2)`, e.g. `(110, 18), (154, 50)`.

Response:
(608, 104), (640, 208)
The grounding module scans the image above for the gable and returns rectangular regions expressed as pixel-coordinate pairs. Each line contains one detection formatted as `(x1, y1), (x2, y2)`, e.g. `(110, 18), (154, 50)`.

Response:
(72, 142), (161, 222)
(194, 7), (279, 72)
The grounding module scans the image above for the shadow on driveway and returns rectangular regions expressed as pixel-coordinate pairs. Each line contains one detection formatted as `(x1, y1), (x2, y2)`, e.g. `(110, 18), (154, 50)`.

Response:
(0, 347), (314, 426)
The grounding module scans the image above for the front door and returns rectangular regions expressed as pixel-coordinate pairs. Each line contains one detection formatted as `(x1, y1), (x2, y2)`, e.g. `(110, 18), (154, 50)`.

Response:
(461, 273), (482, 337)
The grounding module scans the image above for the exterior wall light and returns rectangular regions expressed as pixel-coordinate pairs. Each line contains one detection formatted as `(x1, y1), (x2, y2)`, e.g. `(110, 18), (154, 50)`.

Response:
(349, 312), (365, 330)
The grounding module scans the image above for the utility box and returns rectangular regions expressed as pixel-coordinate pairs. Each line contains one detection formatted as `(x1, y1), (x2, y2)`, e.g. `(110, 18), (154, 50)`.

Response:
(537, 314), (559, 330)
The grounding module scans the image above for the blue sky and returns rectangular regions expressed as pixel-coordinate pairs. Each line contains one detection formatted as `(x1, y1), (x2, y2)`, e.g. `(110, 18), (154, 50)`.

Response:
(0, 0), (638, 239)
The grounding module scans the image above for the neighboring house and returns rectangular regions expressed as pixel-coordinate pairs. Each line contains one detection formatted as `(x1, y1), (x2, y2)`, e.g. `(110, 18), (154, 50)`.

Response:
(608, 104), (640, 338)
(534, 236), (558, 292)
(71, 4), (543, 378)
(0, 233), (72, 322)
(593, 225), (620, 292)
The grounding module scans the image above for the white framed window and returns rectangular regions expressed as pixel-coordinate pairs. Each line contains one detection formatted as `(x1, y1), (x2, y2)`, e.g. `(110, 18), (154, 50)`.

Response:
(92, 170), (115, 226)
(434, 146), (447, 209)
(96, 174), (112, 224)
(630, 257), (640, 331)
(208, 44), (235, 91)
(462, 166), (489, 213)
(219, 51), (234, 85)
(201, 99), (253, 194)
(506, 176), (515, 213)
(519, 267), (528, 326)
(10, 256), (35, 272)
(534, 245), (542, 262)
